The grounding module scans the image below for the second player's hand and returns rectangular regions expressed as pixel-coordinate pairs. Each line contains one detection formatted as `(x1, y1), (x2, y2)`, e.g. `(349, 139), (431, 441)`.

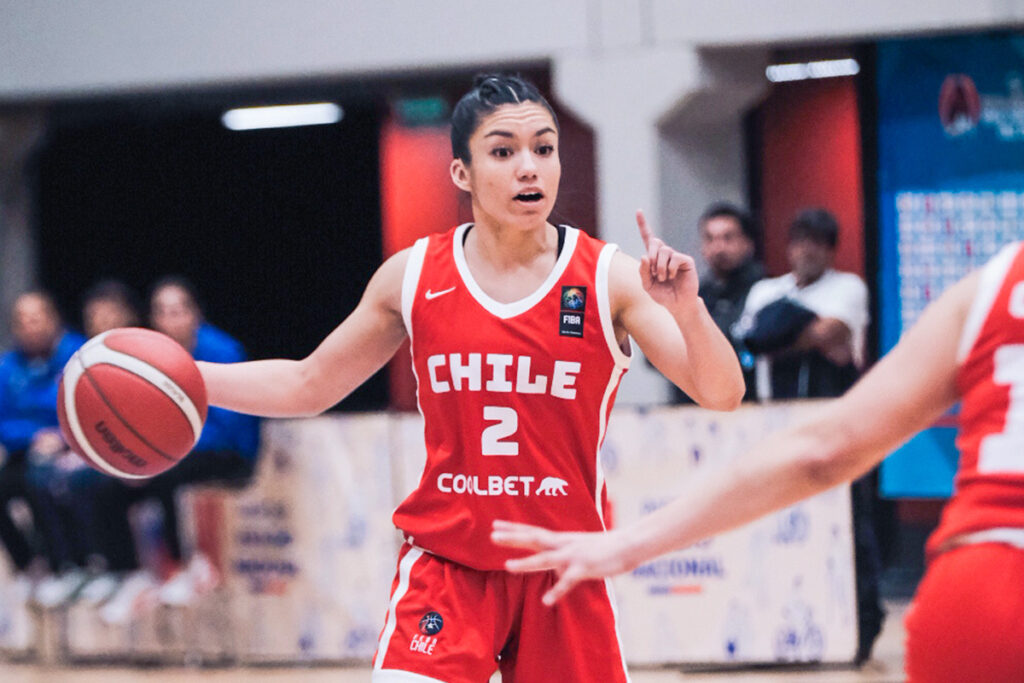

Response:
(636, 209), (699, 313)
(492, 520), (636, 605)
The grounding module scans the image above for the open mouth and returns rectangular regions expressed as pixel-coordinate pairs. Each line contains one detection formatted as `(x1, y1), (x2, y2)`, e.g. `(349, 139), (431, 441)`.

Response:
(514, 192), (544, 203)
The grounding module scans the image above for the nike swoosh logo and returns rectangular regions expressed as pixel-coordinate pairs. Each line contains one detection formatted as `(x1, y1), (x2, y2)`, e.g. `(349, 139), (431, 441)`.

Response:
(425, 286), (456, 300)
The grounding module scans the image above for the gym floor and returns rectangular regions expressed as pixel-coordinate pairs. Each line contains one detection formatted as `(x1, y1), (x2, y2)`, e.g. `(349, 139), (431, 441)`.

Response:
(0, 601), (907, 682)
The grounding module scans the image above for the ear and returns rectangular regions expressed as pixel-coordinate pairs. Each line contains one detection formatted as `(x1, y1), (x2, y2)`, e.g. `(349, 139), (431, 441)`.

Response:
(450, 158), (472, 193)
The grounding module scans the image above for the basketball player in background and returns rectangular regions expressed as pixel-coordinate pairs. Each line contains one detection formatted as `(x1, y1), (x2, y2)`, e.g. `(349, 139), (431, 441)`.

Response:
(494, 241), (1024, 682)
(198, 74), (743, 681)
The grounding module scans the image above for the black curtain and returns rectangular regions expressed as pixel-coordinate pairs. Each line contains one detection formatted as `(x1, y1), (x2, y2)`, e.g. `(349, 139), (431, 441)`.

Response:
(35, 97), (387, 411)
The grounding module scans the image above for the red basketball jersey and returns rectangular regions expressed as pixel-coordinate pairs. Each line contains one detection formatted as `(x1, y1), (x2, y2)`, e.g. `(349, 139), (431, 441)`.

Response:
(928, 242), (1024, 555)
(392, 224), (631, 570)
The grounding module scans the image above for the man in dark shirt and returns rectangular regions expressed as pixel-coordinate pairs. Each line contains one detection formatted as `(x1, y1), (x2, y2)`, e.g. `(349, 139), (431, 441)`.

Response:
(674, 202), (763, 402)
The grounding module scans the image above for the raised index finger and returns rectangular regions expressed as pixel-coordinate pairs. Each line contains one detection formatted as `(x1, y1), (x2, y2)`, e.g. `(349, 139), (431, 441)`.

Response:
(636, 209), (654, 250)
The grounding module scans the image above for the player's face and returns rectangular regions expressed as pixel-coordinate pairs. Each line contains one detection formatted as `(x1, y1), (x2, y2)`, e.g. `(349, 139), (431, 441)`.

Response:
(150, 286), (200, 350)
(84, 299), (137, 337)
(11, 294), (60, 357)
(788, 238), (834, 287)
(450, 102), (560, 230)
(700, 216), (753, 278)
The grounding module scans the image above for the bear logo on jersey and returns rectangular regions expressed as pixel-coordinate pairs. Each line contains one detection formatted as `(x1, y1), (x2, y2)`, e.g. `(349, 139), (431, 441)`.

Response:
(536, 476), (569, 496)
(419, 611), (444, 635)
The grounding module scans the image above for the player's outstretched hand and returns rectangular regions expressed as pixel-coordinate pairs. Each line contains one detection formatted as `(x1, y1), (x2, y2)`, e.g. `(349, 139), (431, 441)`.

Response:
(492, 520), (635, 605)
(636, 209), (699, 312)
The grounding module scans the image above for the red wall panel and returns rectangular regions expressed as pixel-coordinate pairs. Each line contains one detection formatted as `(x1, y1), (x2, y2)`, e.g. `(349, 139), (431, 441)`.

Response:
(759, 77), (865, 278)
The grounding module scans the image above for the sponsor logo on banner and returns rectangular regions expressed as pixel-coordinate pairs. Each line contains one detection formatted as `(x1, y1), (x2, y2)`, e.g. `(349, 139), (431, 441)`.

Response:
(773, 506), (810, 545)
(939, 73), (1024, 140)
(237, 530), (293, 547)
(632, 553), (726, 595)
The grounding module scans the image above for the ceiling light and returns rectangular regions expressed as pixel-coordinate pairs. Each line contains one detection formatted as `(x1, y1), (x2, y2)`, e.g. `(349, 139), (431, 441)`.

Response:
(765, 58), (860, 83)
(221, 103), (343, 131)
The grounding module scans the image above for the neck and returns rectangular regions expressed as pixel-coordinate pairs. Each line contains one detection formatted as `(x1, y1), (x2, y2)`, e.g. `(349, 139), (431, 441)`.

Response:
(467, 216), (556, 269)
(795, 270), (826, 288)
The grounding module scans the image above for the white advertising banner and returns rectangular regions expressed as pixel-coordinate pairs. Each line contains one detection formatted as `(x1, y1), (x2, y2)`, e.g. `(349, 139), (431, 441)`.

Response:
(225, 415), (400, 662)
(604, 402), (858, 665)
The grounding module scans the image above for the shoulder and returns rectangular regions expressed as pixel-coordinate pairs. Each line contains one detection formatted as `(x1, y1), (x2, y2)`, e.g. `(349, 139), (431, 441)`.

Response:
(823, 270), (868, 295)
(195, 324), (247, 363)
(57, 330), (86, 350)
(747, 273), (790, 301)
(0, 349), (16, 374)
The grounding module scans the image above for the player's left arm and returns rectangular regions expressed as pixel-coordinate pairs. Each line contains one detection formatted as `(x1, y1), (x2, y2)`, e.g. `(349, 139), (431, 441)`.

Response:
(611, 210), (744, 410)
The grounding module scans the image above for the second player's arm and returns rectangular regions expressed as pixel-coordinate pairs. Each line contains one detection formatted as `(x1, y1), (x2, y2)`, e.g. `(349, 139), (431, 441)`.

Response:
(197, 250), (409, 418)
(497, 270), (974, 603)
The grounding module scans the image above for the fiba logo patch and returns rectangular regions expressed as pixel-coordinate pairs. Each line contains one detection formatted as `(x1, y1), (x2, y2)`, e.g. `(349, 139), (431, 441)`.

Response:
(419, 611), (444, 636)
(559, 286), (586, 337)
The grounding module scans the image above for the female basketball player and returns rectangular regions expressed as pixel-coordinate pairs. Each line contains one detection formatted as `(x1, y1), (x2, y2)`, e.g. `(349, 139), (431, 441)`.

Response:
(197, 74), (743, 681)
(494, 242), (1024, 682)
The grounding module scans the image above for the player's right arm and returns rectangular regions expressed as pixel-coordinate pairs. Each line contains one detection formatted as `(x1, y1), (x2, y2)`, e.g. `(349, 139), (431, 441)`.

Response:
(495, 268), (977, 604)
(197, 250), (409, 418)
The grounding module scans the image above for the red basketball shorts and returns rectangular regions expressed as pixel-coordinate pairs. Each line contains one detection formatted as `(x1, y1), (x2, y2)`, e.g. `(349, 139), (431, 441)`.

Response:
(371, 543), (632, 682)
(905, 543), (1024, 682)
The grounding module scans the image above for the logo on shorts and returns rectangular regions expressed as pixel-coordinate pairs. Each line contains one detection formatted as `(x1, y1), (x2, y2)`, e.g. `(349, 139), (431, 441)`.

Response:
(419, 611), (444, 636)
(559, 286), (586, 337)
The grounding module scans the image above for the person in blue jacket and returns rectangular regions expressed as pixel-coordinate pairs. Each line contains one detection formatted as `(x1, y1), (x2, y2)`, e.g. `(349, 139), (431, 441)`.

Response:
(0, 291), (85, 594)
(84, 277), (260, 622)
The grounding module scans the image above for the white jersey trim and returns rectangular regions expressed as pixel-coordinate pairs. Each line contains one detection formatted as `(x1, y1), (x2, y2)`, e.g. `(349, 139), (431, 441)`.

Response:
(374, 546), (424, 671)
(373, 671), (449, 683)
(401, 237), (430, 337)
(452, 223), (580, 319)
(596, 243), (631, 369)
(594, 363), (627, 527)
(957, 242), (1021, 363)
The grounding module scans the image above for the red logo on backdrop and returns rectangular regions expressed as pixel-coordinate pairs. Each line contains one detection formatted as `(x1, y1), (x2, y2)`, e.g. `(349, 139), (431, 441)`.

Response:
(938, 74), (981, 136)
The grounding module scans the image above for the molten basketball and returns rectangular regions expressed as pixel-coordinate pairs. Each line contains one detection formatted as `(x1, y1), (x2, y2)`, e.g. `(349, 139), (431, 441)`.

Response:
(57, 327), (207, 479)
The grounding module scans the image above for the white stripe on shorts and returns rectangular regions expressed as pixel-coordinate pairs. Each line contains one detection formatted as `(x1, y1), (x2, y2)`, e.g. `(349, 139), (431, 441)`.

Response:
(374, 545), (424, 671)
(372, 669), (448, 683)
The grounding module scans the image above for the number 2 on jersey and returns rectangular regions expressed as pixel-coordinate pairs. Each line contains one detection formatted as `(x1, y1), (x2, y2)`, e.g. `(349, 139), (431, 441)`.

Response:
(482, 406), (518, 456)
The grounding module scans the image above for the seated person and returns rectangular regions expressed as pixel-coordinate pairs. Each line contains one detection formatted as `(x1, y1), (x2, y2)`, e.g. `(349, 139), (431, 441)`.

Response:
(88, 277), (260, 622)
(0, 291), (85, 603)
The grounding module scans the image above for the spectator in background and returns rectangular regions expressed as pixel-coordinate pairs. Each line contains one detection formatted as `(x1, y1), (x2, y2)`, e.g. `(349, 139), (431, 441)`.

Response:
(82, 279), (142, 337)
(43, 280), (149, 609)
(91, 276), (260, 623)
(674, 202), (763, 402)
(735, 207), (882, 662)
(736, 207), (868, 400)
(0, 291), (85, 600)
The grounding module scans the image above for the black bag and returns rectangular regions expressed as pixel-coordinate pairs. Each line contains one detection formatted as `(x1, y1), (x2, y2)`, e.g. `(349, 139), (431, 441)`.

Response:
(742, 298), (817, 354)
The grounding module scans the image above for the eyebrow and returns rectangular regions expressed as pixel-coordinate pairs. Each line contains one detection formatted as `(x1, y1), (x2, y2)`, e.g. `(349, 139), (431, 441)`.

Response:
(483, 127), (557, 139)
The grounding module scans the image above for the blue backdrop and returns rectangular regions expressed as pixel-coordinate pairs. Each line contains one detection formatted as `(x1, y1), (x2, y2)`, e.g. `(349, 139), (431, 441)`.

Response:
(877, 34), (1024, 497)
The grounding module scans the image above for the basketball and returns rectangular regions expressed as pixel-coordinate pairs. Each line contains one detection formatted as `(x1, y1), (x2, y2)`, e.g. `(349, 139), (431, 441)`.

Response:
(57, 327), (208, 479)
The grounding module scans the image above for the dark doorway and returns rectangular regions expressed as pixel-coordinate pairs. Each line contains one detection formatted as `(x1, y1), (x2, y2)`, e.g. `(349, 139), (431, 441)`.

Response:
(35, 94), (387, 411)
